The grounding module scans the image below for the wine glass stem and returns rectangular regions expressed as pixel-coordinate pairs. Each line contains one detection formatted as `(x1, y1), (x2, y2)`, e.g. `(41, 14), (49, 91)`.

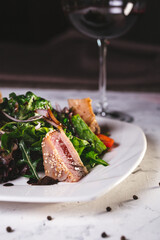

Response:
(97, 39), (108, 115)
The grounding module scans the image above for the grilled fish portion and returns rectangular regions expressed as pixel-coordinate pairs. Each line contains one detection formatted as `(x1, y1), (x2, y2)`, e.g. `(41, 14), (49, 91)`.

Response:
(68, 98), (100, 134)
(42, 129), (88, 182)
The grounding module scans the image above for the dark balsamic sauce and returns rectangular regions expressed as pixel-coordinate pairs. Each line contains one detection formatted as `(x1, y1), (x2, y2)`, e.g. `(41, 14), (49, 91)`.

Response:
(27, 176), (59, 185)
(3, 183), (14, 187)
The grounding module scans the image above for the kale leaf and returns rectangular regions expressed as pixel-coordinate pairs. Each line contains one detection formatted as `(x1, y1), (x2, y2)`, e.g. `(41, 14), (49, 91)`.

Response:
(71, 114), (106, 154)
(0, 91), (52, 120)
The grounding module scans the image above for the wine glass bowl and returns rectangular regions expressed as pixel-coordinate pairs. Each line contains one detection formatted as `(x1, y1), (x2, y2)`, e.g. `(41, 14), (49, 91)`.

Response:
(61, 0), (146, 121)
(64, 1), (138, 39)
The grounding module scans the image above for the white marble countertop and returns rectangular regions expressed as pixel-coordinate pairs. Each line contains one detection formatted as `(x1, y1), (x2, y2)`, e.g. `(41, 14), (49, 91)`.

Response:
(0, 88), (160, 240)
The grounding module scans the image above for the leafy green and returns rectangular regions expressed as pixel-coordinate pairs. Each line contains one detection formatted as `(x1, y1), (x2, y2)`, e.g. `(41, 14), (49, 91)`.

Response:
(19, 140), (40, 180)
(71, 114), (106, 154)
(0, 121), (53, 151)
(0, 120), (53, 179)
(0, 91), (52, 120)
(64, 127), (108, 168)
(0, 91), (109, 182)
(82, 150), (108, 167)
(71, 137), (89, 156)
(55, 110), (77, 136)
(65, 130), (89, 156)
(0, 91), (54, 181)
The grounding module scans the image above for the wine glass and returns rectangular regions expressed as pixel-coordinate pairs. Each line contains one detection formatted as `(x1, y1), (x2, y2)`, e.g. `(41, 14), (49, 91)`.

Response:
(61, 0), (146, 121)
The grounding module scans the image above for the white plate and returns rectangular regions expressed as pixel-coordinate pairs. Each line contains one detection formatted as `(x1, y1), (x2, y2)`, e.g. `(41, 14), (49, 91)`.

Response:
(0, 118), (147, 203)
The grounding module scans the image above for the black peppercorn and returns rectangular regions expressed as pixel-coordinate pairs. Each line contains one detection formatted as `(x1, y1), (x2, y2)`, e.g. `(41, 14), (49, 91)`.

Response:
(101, 232), (109, 238)
(106, 206), (112, 212)
(6, 226), (14, 233)
(121, 236), (127, 240)
(133, 195), (138, 200)
(47, 216), (53, 221)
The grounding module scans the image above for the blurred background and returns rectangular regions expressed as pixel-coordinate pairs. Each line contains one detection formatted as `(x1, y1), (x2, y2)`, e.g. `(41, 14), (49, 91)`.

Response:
(0, 0), (160, 91)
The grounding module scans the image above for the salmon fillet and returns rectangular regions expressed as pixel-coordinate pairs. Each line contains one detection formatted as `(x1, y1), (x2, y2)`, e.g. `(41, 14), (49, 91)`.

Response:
(42, 129), (88, 182)
(68, 98), (100, 134)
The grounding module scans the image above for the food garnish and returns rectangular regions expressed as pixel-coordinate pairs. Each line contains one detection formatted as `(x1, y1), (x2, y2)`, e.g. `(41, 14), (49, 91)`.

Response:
(96, 134), (114, 148)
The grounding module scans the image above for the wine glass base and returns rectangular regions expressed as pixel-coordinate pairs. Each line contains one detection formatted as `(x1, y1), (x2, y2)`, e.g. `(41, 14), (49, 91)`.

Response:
(95, 110), (134, 123)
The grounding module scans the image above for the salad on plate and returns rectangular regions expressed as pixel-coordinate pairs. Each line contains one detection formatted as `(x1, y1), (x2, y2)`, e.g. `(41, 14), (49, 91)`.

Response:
(0, 92), (114, 185)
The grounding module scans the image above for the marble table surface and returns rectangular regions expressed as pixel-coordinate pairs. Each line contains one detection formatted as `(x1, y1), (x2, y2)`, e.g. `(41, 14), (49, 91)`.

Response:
(0, 87), (160, 240)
